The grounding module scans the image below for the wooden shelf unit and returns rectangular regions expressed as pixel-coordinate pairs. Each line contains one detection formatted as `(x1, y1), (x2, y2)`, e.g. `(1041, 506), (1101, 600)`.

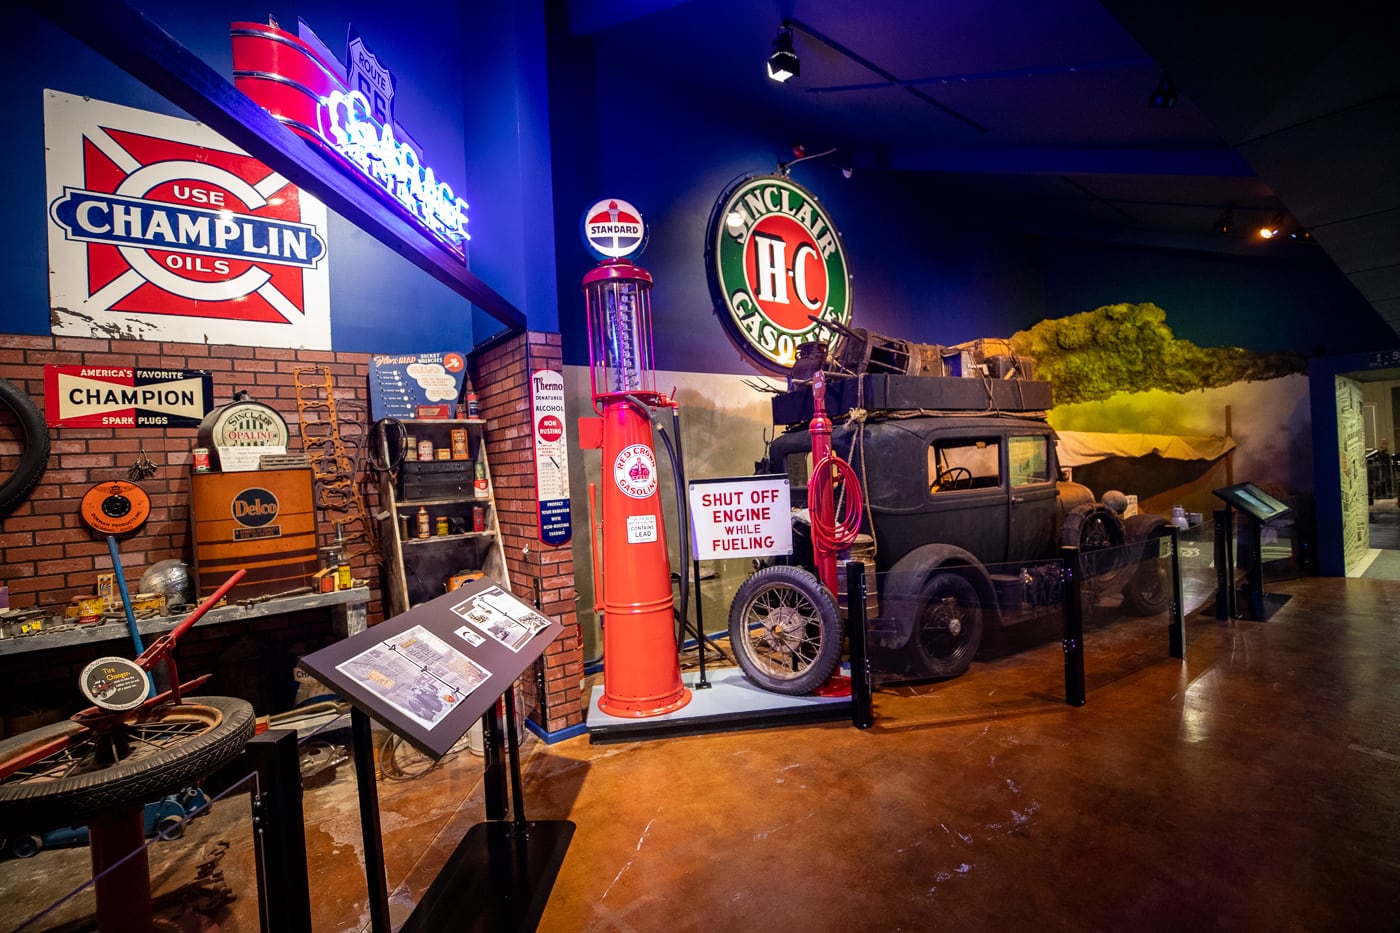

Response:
(377, 418), (509, 615)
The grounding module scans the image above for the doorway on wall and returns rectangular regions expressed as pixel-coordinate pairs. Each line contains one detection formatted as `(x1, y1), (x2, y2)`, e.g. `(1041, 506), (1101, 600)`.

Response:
(1356, 373), (1400, 578)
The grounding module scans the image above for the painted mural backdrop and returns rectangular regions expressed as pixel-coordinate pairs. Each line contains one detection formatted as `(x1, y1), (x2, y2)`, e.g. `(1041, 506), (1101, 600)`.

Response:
(1337, 375), (1370, 572)
(1010, 302), (1305, 405)
(1014, 301), (1313, 514)
(44, 91), (332, 348)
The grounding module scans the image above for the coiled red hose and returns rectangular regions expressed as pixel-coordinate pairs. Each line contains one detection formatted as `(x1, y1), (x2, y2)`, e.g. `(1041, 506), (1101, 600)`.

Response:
(810, 454), (864, 550)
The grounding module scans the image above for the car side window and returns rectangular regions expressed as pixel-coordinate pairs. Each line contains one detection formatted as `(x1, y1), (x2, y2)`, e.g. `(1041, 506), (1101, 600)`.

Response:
(1009, 434), (1050, 487)
(928, 437), (1001, 492)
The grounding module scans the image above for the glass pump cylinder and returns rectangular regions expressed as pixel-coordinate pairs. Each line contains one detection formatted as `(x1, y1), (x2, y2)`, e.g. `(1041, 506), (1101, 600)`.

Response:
(583, 260), (663, 409)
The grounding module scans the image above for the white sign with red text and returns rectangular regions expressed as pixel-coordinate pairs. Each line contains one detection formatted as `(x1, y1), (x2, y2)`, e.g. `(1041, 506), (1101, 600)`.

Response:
(44, 90), (331, 349)
(530, 368), (571, 545)
(688, 475), (793, 561)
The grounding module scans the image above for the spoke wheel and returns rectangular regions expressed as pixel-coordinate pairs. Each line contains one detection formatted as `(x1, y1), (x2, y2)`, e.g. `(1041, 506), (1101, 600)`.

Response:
(1062, 505), (1127, 582)
(912, 573), (983, 677)
(728, 566), (842, 695)
(1122, 525), (1173, 615)
(0, 697), (254, 832)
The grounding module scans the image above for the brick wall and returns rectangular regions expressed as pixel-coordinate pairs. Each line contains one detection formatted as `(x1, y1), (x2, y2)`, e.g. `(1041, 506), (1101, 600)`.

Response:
(0, 334), (383, 613)
(0, 331), (585, 735)
(0, 334), (384, 728)
(474, 331), (585, 735)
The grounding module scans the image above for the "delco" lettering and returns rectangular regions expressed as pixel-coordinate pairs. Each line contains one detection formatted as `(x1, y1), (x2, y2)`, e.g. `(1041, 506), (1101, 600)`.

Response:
(234, 498), (277, 517)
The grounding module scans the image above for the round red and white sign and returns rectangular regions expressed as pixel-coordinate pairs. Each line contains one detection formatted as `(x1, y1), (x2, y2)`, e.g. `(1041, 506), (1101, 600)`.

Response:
(537, 414), (563, 442)
(613, 443), (658, 499)
(582, 198), (645, 260)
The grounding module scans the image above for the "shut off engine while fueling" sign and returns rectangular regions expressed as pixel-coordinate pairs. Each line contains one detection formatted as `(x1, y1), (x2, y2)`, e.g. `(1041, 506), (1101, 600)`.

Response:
(688, 475), (792, 561)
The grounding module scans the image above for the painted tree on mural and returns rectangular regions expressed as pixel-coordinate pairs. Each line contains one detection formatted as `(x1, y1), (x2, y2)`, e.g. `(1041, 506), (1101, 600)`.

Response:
(1011, 302), (1306, 405)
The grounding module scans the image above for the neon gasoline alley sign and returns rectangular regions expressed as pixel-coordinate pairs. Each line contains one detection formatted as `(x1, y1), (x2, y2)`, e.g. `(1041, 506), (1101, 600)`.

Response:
(231, 19), (470, 258)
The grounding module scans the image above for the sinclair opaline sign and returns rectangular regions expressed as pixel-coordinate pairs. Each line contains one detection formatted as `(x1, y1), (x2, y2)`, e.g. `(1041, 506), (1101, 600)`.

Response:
(708, 174), (852, 371)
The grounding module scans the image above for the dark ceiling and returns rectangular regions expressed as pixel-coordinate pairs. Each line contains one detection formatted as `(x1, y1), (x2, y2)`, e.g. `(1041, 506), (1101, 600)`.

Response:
(567, 0), (1400, 338)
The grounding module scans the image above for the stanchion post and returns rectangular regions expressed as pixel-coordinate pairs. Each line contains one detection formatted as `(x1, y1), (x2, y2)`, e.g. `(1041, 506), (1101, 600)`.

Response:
(350, 707), (392, 933)
(846, 560), (874, 729)
(247, 729), (313, 933)
(1168, 525), (1185, 660)
(1061, 545), (1086, 707)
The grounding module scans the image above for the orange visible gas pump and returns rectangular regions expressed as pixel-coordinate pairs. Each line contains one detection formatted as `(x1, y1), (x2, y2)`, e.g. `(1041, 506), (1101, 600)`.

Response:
(577, 199), (690, 718)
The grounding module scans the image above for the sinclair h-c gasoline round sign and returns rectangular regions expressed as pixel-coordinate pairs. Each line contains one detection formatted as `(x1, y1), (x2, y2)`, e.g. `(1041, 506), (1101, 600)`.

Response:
(707, 174), (852, 371)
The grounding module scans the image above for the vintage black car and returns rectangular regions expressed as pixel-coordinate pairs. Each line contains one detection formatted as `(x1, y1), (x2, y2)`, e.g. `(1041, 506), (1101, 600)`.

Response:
(729, 382), (1170, 695)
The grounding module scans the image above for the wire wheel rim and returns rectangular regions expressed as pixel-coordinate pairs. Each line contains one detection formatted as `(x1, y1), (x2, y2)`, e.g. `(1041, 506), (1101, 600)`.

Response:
(919, 597), (978, 662)
(1079, 515), (1125, 581)
(738, 582), (828, 682)
(1, 704), (224, 786)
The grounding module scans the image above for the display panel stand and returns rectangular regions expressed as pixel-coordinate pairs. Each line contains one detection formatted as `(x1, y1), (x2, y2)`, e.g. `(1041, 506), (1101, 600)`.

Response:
(1212, 482), (1293, 622)
(300, 579), (574, 933)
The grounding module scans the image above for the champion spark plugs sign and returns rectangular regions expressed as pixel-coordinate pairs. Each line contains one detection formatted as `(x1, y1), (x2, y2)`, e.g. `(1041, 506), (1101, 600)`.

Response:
(44, 365), (215, 428)
(708, 174), (852, 371)
(44, 91), (331, 349)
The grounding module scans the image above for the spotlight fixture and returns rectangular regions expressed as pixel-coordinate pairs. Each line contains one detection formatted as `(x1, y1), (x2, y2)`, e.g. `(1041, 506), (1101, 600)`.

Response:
(1212, 209), (1233, 235)
(767, 23), (799, 83)
(1258, 212), (1283, 239)
(1148, 74), (1178, 109)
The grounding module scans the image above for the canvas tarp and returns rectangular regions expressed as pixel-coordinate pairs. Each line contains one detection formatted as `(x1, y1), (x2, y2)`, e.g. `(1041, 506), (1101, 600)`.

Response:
(1055, 431), (1235, 468)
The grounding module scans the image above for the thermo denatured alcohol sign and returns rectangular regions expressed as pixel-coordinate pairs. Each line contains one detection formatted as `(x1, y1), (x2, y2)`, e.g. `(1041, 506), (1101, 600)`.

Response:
(708, 174), (852, 371)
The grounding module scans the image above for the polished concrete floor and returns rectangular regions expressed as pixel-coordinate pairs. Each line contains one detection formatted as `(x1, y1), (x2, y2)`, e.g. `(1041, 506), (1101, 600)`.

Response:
(3, 572), (1398, 932)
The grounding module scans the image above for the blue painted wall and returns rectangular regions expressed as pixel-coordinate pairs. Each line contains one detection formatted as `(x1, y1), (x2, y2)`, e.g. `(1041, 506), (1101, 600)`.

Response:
(544, 22), (1389, 371)
(1, 1), (557, 349)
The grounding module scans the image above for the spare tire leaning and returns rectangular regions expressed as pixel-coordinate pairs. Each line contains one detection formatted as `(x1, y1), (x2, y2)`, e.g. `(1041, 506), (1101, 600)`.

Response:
(0, 377), (50, 517)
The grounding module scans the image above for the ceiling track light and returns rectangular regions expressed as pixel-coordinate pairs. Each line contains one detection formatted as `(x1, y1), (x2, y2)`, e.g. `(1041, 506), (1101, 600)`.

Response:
(1148, 74), (1178, 109)
(767, 22), (799, 83)
(1212, 209), (1233, 235)
(1258, 212), (1284, 239)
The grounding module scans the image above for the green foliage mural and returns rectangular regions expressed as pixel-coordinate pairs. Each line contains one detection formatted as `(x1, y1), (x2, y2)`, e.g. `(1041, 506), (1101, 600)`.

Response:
(1010, 302), (1306, 405)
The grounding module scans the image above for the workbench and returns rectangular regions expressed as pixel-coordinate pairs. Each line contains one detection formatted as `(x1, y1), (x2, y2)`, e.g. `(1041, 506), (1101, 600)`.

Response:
(0, 587), (369, 658)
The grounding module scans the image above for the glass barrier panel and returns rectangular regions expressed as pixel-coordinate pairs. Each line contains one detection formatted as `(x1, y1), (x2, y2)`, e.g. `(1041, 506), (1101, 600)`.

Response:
(2, 767), (261, 932)
(863, 557), (1067, 687)
(1177, 518), (1218, 615)
(280, 691), (492, 930)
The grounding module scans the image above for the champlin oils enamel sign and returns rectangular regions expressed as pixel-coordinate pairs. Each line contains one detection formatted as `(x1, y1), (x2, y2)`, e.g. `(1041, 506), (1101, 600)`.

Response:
(44, 90), (331, 348)
(707, 174), (851, 371)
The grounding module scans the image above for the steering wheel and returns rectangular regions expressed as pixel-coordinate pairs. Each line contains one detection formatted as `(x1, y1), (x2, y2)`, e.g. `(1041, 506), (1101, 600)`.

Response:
(931, 466), (972, 492)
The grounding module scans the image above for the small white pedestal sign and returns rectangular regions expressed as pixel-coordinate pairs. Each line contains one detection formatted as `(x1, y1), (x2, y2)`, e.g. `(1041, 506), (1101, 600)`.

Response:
(688, 475), (792, 560)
